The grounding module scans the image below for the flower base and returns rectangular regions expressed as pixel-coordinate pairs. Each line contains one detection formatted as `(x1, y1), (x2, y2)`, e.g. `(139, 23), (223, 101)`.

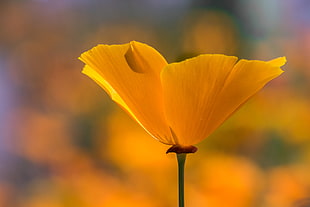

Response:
(166, 145), (197, 154)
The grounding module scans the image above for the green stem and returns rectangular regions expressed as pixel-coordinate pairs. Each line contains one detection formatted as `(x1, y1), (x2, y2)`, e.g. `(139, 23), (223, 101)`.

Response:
(177, 153), (187, 207)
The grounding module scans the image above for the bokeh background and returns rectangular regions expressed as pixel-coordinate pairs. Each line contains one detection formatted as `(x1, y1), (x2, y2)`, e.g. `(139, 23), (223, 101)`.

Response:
(1, 0), (310, 206)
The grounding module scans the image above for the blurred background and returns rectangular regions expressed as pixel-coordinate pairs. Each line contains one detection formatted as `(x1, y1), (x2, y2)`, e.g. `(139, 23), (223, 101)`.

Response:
(1, 0), (310, 206)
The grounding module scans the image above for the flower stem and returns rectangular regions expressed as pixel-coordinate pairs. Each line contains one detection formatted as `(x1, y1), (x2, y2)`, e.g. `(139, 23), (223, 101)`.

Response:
(177, 153), (187, 207)
(167, 145), (196, 207)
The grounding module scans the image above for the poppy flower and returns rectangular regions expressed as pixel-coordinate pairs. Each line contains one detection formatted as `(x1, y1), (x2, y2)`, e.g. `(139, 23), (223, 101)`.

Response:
(79, 41), (285, 150)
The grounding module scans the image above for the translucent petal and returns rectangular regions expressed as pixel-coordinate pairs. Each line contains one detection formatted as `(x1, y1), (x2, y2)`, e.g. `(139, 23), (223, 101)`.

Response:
(79, 41), (174, 144)
(205, 57), (285, 144)
(268, 56), (287, 67)
(161, 55), (285, 146)
(161, 54), (238, 145)
(82, 65), (136, 119)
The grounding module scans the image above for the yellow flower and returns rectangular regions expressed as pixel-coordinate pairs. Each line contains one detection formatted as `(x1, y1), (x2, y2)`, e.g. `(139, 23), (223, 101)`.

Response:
(79, 41), (286, 148)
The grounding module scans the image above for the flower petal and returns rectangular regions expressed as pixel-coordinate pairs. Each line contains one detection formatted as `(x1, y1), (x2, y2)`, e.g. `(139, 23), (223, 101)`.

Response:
(161, 55), (285, 146)
(161, 54), (238, 146)
(82, 65), (133, 116)
(79, 41), (174, 144)
(206, 57), (285, 142)
(268, 56), (287, 67)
